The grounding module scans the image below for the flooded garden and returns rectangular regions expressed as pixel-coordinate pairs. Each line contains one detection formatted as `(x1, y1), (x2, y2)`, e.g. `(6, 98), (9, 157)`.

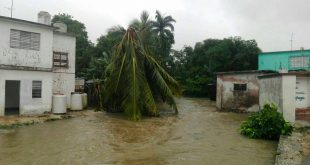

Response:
(0, 98), (277, 164)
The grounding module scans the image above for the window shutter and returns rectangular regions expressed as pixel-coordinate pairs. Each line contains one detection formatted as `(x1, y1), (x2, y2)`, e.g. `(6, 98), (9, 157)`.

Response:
(32, 81), (42, 98)
(10, 29), (40, 51)
(10, 29), (20, 48)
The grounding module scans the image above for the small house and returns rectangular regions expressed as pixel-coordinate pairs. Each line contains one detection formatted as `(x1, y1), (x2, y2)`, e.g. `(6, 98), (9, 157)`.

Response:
(216, 70), (273, 112)
(0, 11), (76, 116)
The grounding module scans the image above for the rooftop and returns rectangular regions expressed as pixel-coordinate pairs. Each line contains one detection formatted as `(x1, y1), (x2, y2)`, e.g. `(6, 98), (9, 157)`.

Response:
(259, 49), (310, 55)
(258, 71), (310, 79)
(0, 15), (56, 30)
(217, 70), (275, 75)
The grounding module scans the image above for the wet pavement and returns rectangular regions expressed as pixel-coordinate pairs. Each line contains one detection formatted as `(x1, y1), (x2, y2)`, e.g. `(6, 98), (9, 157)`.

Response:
(0, 98), (277, 165)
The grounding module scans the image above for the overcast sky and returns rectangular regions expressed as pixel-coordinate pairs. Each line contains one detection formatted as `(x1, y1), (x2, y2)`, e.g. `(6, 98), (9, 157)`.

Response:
(0, 0), (309, 52)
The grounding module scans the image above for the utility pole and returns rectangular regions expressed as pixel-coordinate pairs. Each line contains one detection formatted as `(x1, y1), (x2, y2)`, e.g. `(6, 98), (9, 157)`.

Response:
(290, 32), (293, 51)
(10, 0), (13, 18)
(4, 0), (14, 18)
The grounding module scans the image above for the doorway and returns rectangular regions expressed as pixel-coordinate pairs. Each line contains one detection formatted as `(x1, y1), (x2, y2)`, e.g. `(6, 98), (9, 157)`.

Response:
(5, 80), (20, 115)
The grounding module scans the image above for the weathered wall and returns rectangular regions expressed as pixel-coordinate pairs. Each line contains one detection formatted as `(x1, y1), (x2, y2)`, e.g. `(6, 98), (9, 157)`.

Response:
(53, 73), (75, 108)
(0, 70), (53, 116)
(216, 77), (223, 110)
(52, 33), (76, 73)
(282, 75), (296, 122)
(295, 77), (310, 109)
(259, 76), (283, 110)
(216, 73), (261, 112)
(0, 19), (53, 69)
(52, 33), (76, 108)
(259, 75), (296, 122)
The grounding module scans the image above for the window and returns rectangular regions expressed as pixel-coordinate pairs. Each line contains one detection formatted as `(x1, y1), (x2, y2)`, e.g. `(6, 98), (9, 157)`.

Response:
(32, 81), (42, 98)
(290, 56), (309, 69)
(234, 83), (247, 91)
(10, 29), (40, 50)
(53, 52), (68, 68)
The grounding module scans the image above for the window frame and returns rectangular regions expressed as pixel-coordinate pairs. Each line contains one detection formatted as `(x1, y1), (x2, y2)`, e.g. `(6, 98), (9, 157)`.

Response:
(53, 51), (69, 68)
(10, 29), (40, 51)
(233, 83), (247, 91)
(32, 81), (42, 98)
(289, 56), (309, 69)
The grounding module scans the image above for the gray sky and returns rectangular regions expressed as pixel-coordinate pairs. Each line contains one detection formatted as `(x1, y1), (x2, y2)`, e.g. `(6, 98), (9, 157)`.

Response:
(0, 0), (309, 52)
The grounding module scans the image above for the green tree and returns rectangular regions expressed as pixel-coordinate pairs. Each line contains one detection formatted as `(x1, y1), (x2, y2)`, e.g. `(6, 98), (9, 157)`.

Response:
(129, 11), (156, 51)
(151, 10), (176, 63)
(104, 28), (181, 121)
(171, 37), (261, 96)
(52, 13), (93, 77)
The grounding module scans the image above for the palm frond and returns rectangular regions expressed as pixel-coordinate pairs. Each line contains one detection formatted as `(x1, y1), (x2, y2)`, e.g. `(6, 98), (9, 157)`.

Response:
(104, 26), (180, 120)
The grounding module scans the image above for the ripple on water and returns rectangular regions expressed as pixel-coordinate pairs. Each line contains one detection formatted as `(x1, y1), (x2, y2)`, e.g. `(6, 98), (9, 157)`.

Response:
(0, 97), (277, 165)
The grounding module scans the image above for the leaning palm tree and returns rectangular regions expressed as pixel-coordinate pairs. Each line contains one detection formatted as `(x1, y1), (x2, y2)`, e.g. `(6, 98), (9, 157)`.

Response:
(104, 27), (181, 121)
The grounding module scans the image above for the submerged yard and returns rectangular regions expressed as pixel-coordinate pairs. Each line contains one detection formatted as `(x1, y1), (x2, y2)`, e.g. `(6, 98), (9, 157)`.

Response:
(0, 98), (277, 164)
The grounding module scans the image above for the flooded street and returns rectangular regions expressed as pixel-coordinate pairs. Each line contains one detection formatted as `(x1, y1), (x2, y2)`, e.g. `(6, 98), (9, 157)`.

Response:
(0, 98), (277, 165)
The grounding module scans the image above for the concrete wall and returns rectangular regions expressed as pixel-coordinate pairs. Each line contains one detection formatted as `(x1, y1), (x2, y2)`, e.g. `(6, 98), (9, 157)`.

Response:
(0, 70), (53, 116)
(282, 75), (296, 122)
(259, 75), (296, 123)
(52, 33), (76, 108)
(0, 19), (53, 68)
(259, 76), (283, 110)
(53, 73), (75, 108)
(295, 77), (310, 109)
(216, 73), (261, 112)
(52, 33), (76, 73)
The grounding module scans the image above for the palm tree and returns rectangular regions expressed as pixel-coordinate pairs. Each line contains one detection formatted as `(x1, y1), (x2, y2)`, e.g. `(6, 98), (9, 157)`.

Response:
(130, 11), (152, 32)
(129, 11), (155, 51)
(104, 28), (181, 121)
(151, 10), (176, 59)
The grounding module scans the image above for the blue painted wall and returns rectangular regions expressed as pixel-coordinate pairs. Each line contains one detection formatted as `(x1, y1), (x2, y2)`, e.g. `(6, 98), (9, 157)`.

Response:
(258, 50), (310, 71)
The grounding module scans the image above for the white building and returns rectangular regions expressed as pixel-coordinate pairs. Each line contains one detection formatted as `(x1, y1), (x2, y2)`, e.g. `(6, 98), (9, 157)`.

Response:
(259, 72), (310, 122)
(0, 11), (76, 116)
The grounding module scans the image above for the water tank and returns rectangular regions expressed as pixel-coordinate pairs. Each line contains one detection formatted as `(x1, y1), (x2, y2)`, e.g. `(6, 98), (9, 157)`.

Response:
(81, 93), (88, 109)
(53, 22), (67, 33)
(71, 93), (83, 111)
(52, 95), (67, 114)
(37, 11), (51, 25)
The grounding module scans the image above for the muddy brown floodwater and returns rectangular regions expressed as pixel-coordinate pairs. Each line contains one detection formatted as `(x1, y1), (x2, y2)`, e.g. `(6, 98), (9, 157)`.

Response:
(0, 98), (277, 165)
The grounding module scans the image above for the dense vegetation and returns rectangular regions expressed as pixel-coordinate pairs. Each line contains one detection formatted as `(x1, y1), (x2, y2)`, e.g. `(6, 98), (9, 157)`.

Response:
(240, 104), (293, 140)
(170, 37), (261, 96)
(51, 11), (262, 112)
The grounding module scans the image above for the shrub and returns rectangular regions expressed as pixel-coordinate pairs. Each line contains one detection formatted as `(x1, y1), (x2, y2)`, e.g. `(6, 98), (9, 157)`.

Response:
(240, 103), (293, 140)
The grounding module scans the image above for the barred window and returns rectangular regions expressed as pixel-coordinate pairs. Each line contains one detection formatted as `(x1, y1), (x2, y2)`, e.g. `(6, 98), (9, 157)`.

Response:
(53, 52), (68, 68)
(32, 81), (42, 98)
(290, 56), (309, 68)
(10, 29), (40, 50)
(234, 83), (247, 91)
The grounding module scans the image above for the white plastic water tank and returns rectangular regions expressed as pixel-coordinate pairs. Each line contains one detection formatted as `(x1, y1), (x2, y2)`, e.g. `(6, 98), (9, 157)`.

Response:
(71, 93), (83, 111)
(52, 95), (67, 114)
(82, 93), (88, 108)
